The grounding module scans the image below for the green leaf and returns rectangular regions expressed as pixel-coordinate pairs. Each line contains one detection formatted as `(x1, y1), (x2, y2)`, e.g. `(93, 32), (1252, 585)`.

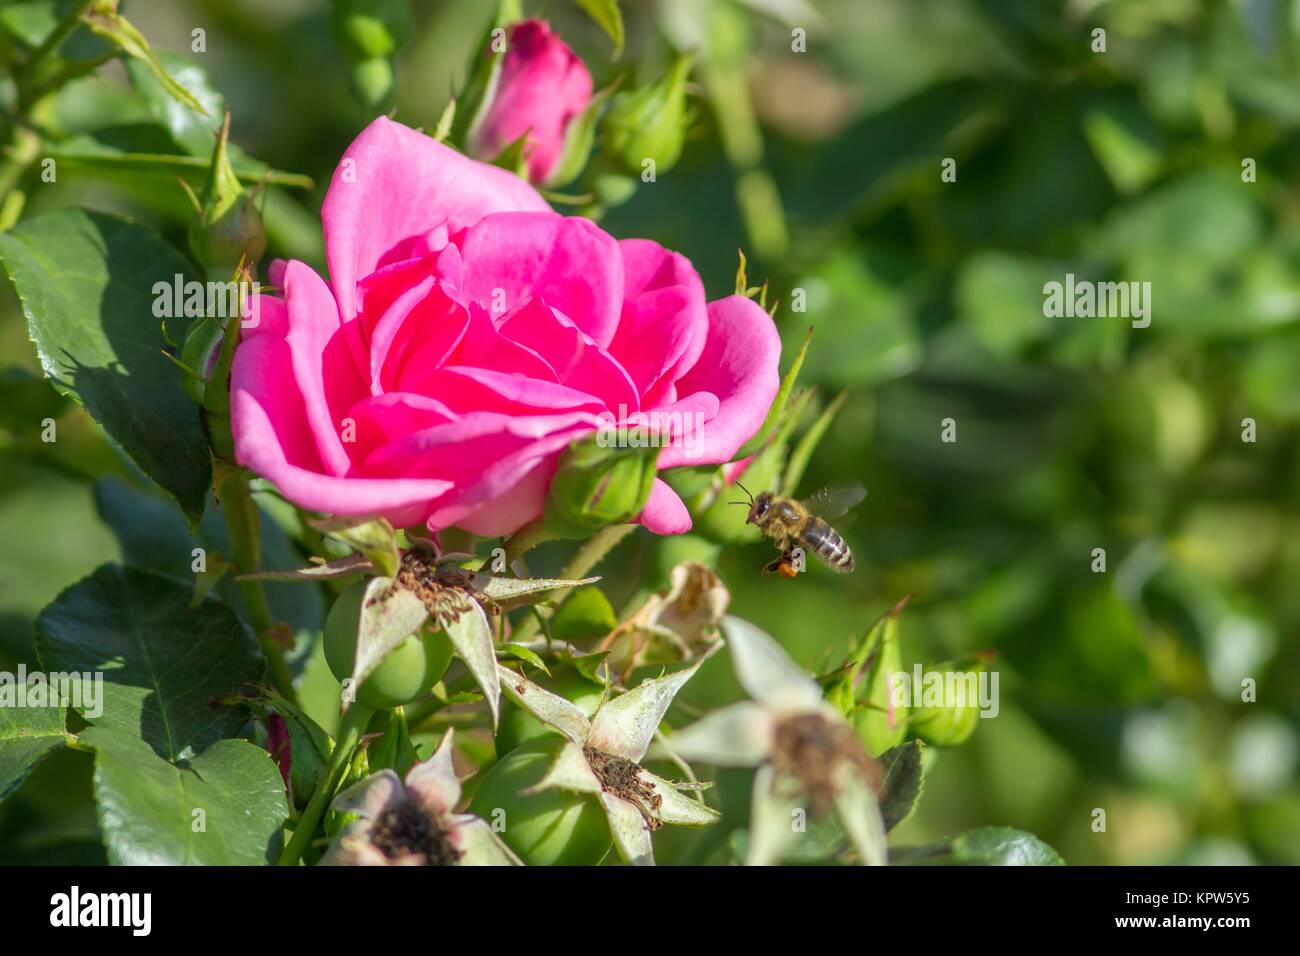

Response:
(94, 477), (325, 671)
(82, 3), (208, 114)
(575, 0), (624, 58)
(125, 49), (223, 156)
(571, 650), (611, 684)
(550, 586), (618, 642)
(0, 681), (67, 801)
(500, 643), (550, 674)
(892, 826), (1065, 866)
(35, 564), (264, 760)
(81, 726), (287, 865)
(1083, 104), (1164, 196)
(0, 210), (212, 522)
(50, 130), (314, 190)
(878, 740), (924, 832)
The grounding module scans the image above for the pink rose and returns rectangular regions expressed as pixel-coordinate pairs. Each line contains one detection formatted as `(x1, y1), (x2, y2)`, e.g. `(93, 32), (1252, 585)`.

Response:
(468, 19), (592, 184)
(231, 116), (780, 537)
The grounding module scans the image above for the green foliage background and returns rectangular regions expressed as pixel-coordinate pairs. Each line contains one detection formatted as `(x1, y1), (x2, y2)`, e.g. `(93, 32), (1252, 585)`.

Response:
(1, 0), (1298, 864)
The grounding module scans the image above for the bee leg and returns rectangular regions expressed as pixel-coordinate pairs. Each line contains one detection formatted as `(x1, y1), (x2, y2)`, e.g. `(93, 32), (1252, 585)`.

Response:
(762, 550), (801, 578)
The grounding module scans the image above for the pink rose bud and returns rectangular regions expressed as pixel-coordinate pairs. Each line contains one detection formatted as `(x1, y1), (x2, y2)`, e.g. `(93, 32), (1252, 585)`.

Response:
(469, 19), (593, 184)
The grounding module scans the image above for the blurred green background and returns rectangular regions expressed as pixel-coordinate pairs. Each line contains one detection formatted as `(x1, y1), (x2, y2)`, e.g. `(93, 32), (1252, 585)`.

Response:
(2, 0), (1298, 864)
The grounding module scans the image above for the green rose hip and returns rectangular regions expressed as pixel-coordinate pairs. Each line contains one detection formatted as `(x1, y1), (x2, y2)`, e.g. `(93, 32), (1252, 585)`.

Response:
(469, 737), (612, 866)
(323, 579), (452, 710)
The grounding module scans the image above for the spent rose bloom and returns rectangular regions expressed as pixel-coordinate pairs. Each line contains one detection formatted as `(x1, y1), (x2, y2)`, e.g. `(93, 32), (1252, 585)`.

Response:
(322, 730), (520, 866)
(468, 19), (592, 183)
(230, 117), (780, 537)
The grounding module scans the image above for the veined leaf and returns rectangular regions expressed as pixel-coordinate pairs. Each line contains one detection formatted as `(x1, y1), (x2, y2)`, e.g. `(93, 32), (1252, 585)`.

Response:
(0, 211), (212, 522)
(82, 726), (288, 865)
(35, 564), (264, 761)
(0, 681), (67, 802)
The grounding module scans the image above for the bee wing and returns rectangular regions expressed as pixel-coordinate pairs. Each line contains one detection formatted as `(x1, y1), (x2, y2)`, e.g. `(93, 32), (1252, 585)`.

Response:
(805, 481), (866, 519)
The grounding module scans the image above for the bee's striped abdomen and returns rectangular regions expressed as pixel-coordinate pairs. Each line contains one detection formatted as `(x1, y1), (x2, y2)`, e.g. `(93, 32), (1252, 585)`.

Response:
(800, 519), (854, 573)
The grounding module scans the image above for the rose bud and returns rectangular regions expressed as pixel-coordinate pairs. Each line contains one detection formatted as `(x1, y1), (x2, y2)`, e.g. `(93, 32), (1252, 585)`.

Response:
(544, 432), (660, 537)
(601, 55), (692, 179)
(187, 113), (266, 281)
(468, 19), (593, 185)
(908, 651), (997, 747)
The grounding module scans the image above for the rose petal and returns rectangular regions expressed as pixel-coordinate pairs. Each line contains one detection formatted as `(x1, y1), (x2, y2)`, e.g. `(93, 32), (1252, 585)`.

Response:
(745, 764), (800, 866)
(231, 332), (454, 524)
(608, 239), (708, 399)
(658, 295), (781, 468)
(652, 701), (775, 767)
(638, 479), (692, 535)
(367, 278), (469, 395)
(455, 211), (623, 348)
(323, 116), (548, 323)
(444, 306), (559, 382)
(409, 365), (607, 418)
(498, 297), (639, 412)
(721, 616), (824, 711)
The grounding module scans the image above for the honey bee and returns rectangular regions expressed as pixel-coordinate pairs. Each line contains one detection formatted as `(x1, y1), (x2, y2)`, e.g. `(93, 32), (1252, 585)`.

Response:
(732, 481), (866, 576)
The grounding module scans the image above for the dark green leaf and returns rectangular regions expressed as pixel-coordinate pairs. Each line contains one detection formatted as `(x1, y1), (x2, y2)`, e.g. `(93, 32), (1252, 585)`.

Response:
(81, 726), (287, 865)
(0, 681), (67, 801)
(0, 211), (212, 522)
(893, 826), (1065, 866)
(94, 477), (325, 669)
(35, 564), (263, 760)
(878, 740), (924, 831)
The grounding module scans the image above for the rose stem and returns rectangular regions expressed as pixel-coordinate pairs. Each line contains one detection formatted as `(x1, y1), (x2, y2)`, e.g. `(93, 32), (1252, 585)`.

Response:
(220, 467), (297, 704)
(510, 523), (636, 642)
(277, 701), (374, 866)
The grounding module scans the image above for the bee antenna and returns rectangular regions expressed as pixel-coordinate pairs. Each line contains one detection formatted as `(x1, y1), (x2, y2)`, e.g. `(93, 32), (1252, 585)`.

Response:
(734, 480), (754, 505)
